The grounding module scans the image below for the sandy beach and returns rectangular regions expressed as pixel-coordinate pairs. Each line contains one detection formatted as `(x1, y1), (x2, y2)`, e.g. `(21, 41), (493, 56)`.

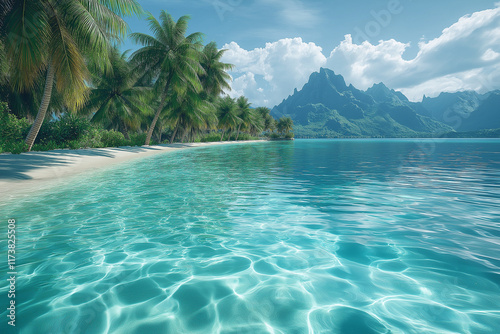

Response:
(0, 140), (266, 199)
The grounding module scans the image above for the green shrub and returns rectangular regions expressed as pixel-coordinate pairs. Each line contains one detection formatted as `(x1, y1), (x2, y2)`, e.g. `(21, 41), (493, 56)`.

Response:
(68, 140), (82, 150)
(284, 132), (294, 139)
(35, 121), (56, 145)
(0, 102), (30, 154)
(129, 133), (147, 146)
(1, 141), (27, 154)
(100, 130), (126, 147)
(200, 132), (223, 142)
(53, 114), (91, 144)
(235, 133), (259, 141)
(31, 140), (59, 152)
(35, 114), (91, 145)
(77, 127), (104, 148)
(269, 132), (281, 139)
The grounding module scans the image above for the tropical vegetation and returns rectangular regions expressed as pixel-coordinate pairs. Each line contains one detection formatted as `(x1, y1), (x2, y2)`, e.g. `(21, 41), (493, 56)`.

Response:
(0, 2), (289, 154)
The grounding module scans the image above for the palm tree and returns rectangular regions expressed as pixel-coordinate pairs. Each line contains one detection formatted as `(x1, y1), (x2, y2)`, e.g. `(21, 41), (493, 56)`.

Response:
(0, 0), (12, 74)
(217, 96), (240, 141)
(4, 0), (142, 151)
(165, 88), (216, 143)
(235, 96), (253, 140)
(277, 116), (293, 135)
(247, 115), (264, 137)
(130, 11), (204, 146)
(255, 106), (274, 134)
(84, 47), (151, 139)
(0, 75), (67, 121)
(266, 114), (277, 133)
(199, 42), (233, 99)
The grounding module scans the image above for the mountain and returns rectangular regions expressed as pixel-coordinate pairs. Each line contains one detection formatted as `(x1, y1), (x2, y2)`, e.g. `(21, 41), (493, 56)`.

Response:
(365, 82), (408, 105)
(365, 82), (431, 118)
(458, 92), (500, 131)
(271, 68), (453, 138)
(420, 91), (484, 128)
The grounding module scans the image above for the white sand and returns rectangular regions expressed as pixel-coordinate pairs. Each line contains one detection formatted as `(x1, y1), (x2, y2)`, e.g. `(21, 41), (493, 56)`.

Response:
(0, 140), (266, 199)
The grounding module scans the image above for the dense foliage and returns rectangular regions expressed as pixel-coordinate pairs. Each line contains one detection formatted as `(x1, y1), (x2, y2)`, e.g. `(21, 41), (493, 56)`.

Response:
(0, 2), (291, 153)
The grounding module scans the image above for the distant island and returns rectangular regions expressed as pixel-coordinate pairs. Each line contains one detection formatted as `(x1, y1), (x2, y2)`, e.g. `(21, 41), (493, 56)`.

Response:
(271, 68), (500, 138)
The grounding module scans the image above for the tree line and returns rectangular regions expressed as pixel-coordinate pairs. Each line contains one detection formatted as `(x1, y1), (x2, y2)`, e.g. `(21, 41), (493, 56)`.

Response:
(0, 1), (293, 153)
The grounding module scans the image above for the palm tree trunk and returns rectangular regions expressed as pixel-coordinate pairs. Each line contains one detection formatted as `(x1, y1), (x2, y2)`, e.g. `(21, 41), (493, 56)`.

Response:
(25, 63), (55, 151)
(235, 124), (241, 141)
(157, 123), (163, 143)
(170, 124), (179, 144)
(145, 99), (165, 145)
(121, 121), (130, 140)
(220, 130), (225, 141)
(181, 128), (188, 143)
(145, 82), (170, 146)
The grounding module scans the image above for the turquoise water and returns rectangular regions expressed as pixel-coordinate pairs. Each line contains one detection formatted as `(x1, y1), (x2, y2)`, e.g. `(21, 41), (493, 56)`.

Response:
(1, 139), (500, 333)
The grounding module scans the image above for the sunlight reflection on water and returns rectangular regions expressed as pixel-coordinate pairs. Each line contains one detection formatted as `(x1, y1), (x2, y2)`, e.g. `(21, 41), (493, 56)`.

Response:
(1, 139), (500, 333)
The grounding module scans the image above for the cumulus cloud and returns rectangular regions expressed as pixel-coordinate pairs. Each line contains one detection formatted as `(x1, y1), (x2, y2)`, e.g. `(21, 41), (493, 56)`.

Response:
(223, 6), (500, 106)
(222, 38), (326, 106)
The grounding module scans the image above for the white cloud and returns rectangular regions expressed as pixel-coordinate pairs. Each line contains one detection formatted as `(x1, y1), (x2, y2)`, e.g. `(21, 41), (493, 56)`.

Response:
(326, 6), (500, 100)
(482, 49), (500, 61)
(223, 6), (500, 106)
(222, 38), (326, 106)
(325, 35), (411, 89)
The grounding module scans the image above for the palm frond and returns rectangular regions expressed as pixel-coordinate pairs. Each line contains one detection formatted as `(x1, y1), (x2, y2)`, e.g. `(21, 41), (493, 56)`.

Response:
(5, 0), (49, 91)
(49, 14), (89, 108)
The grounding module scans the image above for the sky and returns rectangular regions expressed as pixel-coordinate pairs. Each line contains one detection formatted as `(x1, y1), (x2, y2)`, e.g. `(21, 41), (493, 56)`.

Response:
(124, 0), (500, 107)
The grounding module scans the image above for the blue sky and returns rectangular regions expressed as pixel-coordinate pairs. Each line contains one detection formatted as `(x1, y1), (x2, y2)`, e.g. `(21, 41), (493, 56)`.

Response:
(124, 0), (500, 107)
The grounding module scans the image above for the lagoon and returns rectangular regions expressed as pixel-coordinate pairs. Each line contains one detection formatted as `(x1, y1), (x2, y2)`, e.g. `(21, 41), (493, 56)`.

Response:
(1, 139), (500, 333)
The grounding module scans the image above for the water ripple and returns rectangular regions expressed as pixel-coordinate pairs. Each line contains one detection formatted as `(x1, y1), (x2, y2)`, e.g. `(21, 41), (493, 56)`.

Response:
(1, 139), (499, 333)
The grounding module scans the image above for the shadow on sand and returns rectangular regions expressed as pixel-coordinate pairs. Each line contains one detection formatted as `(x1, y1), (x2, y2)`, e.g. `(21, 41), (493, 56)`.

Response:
(0, 144), (194, 181)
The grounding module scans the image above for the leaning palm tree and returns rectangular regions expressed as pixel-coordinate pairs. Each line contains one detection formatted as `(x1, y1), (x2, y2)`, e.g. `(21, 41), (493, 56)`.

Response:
(247, 115), (264, 137)
(235, 96), (253, 141)
(0, 75), (67, 121)
(217, 96), (240, 141)
(84, 47), (151, 139)
(199, 42), (233, 99)
(4, 0), (142, 151)
(130, 11), (204, 146)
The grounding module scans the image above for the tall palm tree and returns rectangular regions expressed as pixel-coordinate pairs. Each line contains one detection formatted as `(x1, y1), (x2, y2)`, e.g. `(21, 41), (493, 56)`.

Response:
(165, 88), (216, 143)
(130, 11), (204, 146)
(199, 42), (233, 99)
(247, 115), (264, 137)
(4, 0), (142, 151)
(255, 106), (276, 133)
(217, 96), (240, 141)
(235, 96), (253, 141)
(277, 116), (293, 135)
(266, 114), (276, 133)
(84, 47), (151, 139)
(0, 75), (67, 120)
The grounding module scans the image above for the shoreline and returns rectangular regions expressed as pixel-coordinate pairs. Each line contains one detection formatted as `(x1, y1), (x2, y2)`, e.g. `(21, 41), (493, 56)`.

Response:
(0, 140), (266, 199)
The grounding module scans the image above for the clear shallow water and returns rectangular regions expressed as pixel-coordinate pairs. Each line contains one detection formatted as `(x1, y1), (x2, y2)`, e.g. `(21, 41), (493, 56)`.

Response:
(1, 139), (500, 334)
